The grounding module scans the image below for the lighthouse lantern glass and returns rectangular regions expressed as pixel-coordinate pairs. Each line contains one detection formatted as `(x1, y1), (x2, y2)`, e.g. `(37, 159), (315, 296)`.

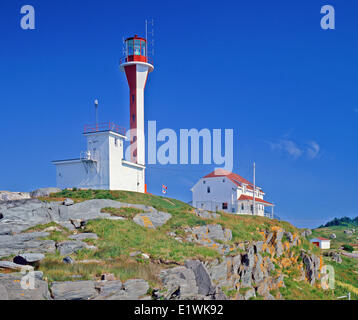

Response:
(141, 41), (146, 56)
(134, 40), (141, 55)
(127, 40), (133, 56)
(124, 37), (148, 63)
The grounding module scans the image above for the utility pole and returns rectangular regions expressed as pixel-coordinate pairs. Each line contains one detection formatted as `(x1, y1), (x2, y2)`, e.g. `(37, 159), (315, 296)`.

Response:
(253, 162), (256, 215)
(94, 99), (99, 131)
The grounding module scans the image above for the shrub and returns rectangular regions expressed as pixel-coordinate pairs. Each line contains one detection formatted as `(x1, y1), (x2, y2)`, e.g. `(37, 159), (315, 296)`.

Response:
(342, 244), (354, 252)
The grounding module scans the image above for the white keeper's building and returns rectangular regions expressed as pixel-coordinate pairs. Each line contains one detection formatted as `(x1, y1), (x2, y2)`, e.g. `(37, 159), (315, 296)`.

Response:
(191, 169), (275, 216)
(52, 124), (146, 192)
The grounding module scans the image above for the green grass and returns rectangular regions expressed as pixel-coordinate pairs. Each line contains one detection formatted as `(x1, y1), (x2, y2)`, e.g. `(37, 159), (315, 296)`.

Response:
(20, 189), (358, 300)
(39, 252), (164, 287)
(83, 218), (220, 262)
(311, 225), (358, 250)
(101, 207), (144, 219)
(24, 222), (71, 242)
(325, 255), (358, 299)
(50, 189), (298, 243)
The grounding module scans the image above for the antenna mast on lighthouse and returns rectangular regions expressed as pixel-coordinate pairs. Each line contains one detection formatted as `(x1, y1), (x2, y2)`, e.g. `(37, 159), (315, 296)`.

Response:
(145, 19), (154, 57)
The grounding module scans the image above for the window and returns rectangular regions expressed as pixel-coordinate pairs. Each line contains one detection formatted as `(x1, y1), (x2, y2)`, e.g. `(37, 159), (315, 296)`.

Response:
(141, 40), (146, 56)
(222, 202), (228, 210)
(203, 180), (206, 184)
(127, 40), (133, 55)
(114, 138), (118, 147)
(207, 186), (210, 193)
(250, 205), (253, 212)
(222, 179), (225, 183)
(241, 203), (244, 210)
(134, 40), (141, 55)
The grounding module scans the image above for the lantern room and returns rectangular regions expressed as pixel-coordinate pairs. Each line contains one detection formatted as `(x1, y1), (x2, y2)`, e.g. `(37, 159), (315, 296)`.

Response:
(124, 35), (148, 63)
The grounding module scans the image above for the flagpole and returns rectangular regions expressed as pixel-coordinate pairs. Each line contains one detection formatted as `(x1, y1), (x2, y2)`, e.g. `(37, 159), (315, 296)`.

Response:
(253, 162), (255, 215)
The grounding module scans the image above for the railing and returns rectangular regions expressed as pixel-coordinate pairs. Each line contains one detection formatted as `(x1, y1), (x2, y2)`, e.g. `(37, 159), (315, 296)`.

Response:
(84, 122), (126, 135)
(119, 56), (154, 65)
(80, 150), (97, 162)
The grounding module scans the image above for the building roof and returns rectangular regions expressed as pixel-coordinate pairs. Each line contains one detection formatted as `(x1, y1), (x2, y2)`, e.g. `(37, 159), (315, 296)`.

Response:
(311, 237), (330, 241)
(203, 169), (261, 191)
(238, 194), (273, 206)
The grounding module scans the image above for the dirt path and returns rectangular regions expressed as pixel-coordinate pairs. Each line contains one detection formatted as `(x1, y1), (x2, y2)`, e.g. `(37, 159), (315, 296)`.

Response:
(341, 252), (358, 260)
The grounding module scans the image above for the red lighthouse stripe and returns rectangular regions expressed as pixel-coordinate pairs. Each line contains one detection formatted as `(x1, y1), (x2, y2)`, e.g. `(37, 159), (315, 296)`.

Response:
(124, 64), (138, 161)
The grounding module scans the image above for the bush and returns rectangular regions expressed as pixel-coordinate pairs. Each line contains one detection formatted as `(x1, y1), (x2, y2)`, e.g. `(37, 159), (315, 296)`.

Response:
(342, 244), (354, 253)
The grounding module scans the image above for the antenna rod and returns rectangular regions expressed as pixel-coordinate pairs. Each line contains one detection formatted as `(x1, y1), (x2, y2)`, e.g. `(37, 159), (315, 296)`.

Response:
(94, 99), (99, 131)
(145, 19), (148, 58)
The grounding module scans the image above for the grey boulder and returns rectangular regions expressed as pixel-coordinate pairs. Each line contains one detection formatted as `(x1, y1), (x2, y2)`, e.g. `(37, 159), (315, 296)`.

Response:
(68, 233), (98, 241)
(56, 241), (90, 256)
(63, 198), (74, 206)
(133, 211), (171, 229)
(0, 231), (55, 259)
(0, 272), (51, 300)
(30, 187), (61, 198)
(51, 280), (97, 300)
(0, 191), (30, 202)
(185, 260), (215, 296)
(0, 261), (24, 271)
(13, 253), (45, 265)
(160, 266), (198, 299)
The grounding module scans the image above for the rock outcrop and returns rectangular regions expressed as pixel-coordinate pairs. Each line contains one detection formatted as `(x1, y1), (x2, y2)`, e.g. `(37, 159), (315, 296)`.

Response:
(30, 187), (61, 198)
(0, 198), (166, 235)
(0, 191), (30, 202)
(0, 272), (51, 300)
(301, 250), (321, 285)
(0, 231), (55, 258)
(50, 279), (150, 300)
(56, 241), (93, 256)
(133, 211), (171, 229)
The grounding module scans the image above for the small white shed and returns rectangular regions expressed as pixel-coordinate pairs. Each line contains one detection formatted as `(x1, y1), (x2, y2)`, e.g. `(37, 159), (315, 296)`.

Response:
(310, 237), (331, 249)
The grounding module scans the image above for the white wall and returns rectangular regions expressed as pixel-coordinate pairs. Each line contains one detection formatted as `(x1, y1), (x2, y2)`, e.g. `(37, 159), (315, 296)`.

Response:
(192, 177), (237, 213)
(320, 241), (331, 249)
(53, 131), (145, 192)
(55, 161), (89, 189)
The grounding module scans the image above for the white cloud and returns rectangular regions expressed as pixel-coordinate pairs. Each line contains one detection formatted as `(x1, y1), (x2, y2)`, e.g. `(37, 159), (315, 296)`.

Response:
(269, 139), (303, 159)
(269, 138), (320, 160)
(306, 141), (320, 159)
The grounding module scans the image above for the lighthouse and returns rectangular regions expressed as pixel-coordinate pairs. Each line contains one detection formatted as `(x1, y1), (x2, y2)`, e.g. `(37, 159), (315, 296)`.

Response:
(120, 35), (154, 165)
(52, 34), (153, 193)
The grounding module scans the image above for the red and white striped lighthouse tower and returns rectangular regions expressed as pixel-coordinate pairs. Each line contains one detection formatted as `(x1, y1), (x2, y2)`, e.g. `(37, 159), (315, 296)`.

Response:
(120, 35), (154, 165)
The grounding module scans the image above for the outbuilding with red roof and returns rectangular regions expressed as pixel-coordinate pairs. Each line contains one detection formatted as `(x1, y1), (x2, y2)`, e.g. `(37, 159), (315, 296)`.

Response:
(310, 237), (331, 249)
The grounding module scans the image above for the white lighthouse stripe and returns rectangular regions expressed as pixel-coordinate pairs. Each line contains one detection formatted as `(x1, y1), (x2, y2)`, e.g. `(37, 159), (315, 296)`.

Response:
(135, 64), (149, 165)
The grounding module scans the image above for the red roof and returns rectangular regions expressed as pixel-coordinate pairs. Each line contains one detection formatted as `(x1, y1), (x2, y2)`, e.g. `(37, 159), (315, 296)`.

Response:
(238, 194), (273, 206)
(203, 169), (262, 192)
(315, 237), (330, 241)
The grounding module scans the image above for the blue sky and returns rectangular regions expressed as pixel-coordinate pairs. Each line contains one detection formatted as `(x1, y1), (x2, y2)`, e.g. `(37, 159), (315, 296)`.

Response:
(0, 0), (357, 228)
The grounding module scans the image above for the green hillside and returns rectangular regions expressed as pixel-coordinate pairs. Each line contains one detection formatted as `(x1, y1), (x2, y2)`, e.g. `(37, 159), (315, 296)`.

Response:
(310, 225), (358, 250)
(29, 189), (357, 300)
